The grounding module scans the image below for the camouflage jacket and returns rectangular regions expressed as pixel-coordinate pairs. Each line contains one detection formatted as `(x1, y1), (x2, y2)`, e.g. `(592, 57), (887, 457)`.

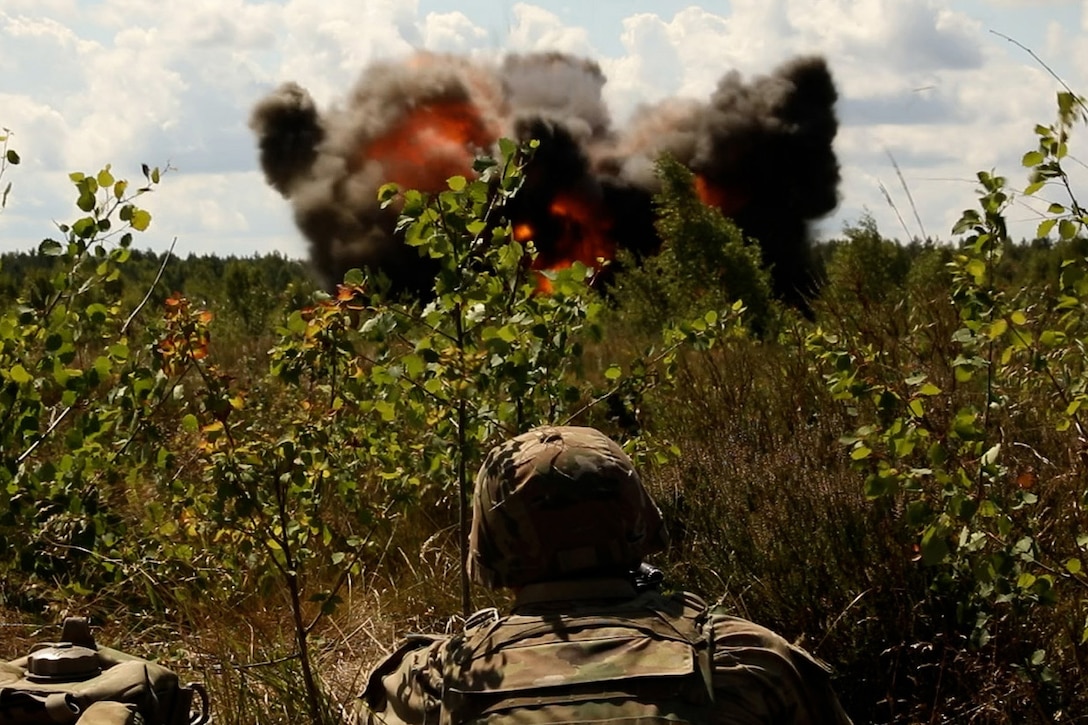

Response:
(359, 578), (853, 725)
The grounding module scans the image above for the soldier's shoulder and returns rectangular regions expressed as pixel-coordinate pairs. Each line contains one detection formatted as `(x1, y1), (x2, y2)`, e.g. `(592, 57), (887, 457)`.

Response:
(709, 611), (831, 665)
(706, 608), (794, 645)
(626, 588), (709, 619)
(705, 611), (853, 723)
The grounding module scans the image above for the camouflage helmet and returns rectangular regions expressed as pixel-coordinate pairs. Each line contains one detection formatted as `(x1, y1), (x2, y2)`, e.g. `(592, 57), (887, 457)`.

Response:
(468, 425), (669, 589)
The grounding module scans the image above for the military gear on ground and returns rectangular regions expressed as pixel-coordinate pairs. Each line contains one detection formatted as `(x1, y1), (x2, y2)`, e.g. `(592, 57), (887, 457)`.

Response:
(468, 425), (668, 589)
(0, 617), (209, 725)
(359, 580), (854, 725)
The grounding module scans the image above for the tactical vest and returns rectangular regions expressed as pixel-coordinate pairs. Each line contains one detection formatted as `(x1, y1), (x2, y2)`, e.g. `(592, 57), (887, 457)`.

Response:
(0, 618), (208, 725)
(440, 590), (714, 725)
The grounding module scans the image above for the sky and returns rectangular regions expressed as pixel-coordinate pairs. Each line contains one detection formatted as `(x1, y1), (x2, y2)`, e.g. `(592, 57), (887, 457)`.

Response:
(0, 0), (1084, 262)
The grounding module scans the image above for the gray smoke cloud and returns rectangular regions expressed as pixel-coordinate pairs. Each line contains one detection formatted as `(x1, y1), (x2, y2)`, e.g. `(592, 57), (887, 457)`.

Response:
(250, 52), (840, 308)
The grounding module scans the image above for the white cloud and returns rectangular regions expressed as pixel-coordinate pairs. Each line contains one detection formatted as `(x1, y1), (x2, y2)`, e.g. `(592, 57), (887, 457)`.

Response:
(504, 3), (595, 56)
(2, 0), (1087, 259)
(421, 12), (491, 54)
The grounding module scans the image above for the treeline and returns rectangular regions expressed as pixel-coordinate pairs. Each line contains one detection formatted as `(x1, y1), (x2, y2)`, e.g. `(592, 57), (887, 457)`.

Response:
(813, 214), (1087, 300)
(3, 218), (1083, 322)
(0, 249), (317, 339)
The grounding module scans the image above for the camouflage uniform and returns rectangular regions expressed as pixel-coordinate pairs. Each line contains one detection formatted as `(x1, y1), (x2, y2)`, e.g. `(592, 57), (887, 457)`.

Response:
(360, 426), (853, 725)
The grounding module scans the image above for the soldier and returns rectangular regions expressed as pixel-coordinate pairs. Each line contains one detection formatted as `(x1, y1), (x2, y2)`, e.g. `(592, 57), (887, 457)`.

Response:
(360, 425), (854, 724)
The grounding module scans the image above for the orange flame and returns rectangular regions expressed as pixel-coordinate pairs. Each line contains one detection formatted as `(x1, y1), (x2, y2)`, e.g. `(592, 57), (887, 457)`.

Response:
(355, 99), (760, 296)
(513, 222), (534, 242)
(694, 175), (748, 217)
(526, 193), (616, 292)
(546, 194), (615, 265)
(362, 100), (494, 193)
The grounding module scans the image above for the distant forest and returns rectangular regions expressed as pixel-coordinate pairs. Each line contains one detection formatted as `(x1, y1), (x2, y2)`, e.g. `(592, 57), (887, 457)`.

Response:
(0, 248), (317, 337)
(1, 217), (1082, 320)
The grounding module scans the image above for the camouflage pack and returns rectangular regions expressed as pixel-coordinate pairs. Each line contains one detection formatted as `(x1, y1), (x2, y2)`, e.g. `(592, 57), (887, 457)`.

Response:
(439, 589), (714, 725)
(0, 617), (208, 725)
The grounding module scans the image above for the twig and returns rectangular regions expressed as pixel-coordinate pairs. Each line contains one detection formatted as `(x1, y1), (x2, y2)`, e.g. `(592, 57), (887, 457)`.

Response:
(815, 588), (871, 654)
(887, 150), (928, 240)
(878, 181), (913, 242)
(233, 653), (301, 670)
(16, 406), (74, 465)
(990, 31), (1088, 115)
(122, 237), (176, 335)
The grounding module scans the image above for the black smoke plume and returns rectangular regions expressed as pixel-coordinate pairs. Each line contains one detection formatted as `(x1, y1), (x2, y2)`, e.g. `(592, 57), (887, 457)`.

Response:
(250, 52), (840, 308)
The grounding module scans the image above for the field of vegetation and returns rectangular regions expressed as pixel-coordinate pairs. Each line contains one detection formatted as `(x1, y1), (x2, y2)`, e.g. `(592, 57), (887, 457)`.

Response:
(3, 95), (1088, 723)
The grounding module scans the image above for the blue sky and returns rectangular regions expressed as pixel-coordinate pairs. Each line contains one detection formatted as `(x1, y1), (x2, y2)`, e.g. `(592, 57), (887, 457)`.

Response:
(1, 0), (1084, 261)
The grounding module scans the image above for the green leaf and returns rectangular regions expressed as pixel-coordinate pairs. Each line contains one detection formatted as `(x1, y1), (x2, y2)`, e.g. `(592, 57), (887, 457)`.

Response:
(1021, 150), (1045, 167)
(5, 149), (19, 165)
(97, 167), (115, 187)
(952, 409), (981, 439)
(9, 364), (31, 384)
(77, 190), (95, 212)
(1040, 329), (1065, 347)
(402, 353), (424, 377)
(447, 175), (466, 191)
(498, 137), (517, 159)
(1059, 91), (1076, 117)
(1037, 218), (1057, 238)
(38, 239), (63, 255)
(86, 303), (108, 324)
(604, 364), (622, 381)
(1060, 219), (1077, 240)
(130, 208), (152, 231)
(374, 400), (396, 422)
(920, 525), (950, 565)
(864, 472), (897, 498)
(850, 445), (872, 461)
(73, 216), (98, 238)
(1066, 558), (1083, 575)
(182, 414), (199, 433)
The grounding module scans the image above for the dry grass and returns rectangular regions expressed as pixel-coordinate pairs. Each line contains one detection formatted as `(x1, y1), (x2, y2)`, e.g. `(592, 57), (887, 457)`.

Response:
(6, 258), (1088, 723)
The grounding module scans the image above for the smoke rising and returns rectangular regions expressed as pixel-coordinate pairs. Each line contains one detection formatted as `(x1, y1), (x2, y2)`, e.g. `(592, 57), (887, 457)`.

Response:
(250, 52), (840, 308)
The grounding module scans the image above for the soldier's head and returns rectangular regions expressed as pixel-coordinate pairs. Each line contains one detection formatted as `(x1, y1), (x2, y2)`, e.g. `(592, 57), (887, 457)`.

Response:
(468, 425), (668, 589)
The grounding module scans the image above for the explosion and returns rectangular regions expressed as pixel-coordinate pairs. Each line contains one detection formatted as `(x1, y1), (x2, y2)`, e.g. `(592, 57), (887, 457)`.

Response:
(249, 51), (840, 309)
